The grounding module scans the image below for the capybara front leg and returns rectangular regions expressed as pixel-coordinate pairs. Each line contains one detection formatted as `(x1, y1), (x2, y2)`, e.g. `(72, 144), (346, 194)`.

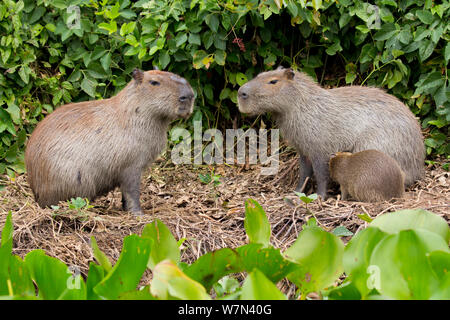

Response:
(120, 170), (144, 216)
(311, 157), (330, 200)
(295, 155), (313, 192)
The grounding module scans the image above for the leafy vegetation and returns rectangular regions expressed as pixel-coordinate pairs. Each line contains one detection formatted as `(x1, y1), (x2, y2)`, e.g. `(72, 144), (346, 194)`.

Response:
(0, 0), (449, 176)
(1, 199), (449, 300)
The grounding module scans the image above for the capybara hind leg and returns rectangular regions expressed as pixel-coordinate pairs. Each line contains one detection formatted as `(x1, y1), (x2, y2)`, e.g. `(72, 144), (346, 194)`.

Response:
(312, 157), (330, 199)
(295, 155), (313, 193)
(120, 170), (144, 216)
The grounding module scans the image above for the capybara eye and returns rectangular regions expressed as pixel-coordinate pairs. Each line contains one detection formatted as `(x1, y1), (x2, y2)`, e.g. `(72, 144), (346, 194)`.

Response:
(149, 80), (160, 86)
(269, 79), (278, 84)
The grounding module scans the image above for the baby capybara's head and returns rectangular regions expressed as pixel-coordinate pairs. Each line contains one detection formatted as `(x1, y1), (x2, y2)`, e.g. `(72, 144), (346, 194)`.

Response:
(132, 69), (195, 119)
(237, 67), (296, 115)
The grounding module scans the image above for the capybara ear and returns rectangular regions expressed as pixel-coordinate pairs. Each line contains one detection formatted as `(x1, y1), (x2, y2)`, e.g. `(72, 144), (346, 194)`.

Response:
(132, 68), (144, 83)
(284, 68), (295, 80)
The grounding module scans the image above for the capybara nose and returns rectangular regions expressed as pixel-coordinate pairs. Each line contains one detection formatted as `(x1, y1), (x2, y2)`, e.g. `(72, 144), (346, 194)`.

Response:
(238, 88), (248, 100)
(179, 93), (194, 103)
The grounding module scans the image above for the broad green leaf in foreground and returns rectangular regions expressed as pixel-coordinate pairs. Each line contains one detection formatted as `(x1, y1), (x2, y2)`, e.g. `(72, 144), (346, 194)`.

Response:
(93, 235), (151, 300)
(240, 269), (286, 300)
(1, 211), (13, 247)
(25, 250), (86, 300)
(90, 236), (112, 273)
(85, 262), (105, 300)
(244, 198), (271, 246)
(142, 219), (180, 269)
(236, 243), (295, 283)
(428, 250), (450, 299)
(370, 209), (450, 243)
(184, 248), (242, 290)
(284, 225), (344, 297)
(151, 260), (211, 300)
(343, 226), (388, 297)
(370, 229), (449, 299)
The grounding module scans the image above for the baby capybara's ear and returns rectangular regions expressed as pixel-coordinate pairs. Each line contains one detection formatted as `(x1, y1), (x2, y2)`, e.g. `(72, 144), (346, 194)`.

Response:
(284, 68), (295, 80)
(132, 68), (144, 83)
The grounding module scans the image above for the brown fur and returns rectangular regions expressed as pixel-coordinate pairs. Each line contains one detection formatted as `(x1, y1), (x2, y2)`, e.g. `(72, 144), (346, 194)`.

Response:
(237, 68), (425, 198)
(25, 69), (195, 215)
(329, 150), (405, 202)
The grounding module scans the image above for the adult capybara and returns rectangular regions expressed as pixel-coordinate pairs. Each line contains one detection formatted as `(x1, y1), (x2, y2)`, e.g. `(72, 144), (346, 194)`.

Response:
(237, 67), (424, 199)
(329, 150), (405, 202)
(25, 69), (195, 215)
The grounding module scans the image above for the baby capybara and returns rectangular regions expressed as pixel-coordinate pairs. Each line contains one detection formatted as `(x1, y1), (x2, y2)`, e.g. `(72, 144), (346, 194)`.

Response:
(237, 67), (424, 199)
(25, 69), (195, 215)
(329, 150), (405, 202)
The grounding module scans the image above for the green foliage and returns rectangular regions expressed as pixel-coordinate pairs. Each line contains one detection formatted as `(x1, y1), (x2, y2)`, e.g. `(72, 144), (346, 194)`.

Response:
(0, 0), (449, 176)
(1, 200), (449, 300)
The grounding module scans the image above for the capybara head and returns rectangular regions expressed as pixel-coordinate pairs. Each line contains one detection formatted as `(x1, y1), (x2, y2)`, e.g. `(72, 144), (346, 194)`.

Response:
(329, 152), (352, 182)
(131, 68), (195, 119)
(237, 67), (296, 115)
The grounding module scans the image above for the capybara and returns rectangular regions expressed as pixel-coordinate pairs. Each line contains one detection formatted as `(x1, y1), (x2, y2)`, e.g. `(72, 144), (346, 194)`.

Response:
(25, 69), (195, 215)
(329, 150), (405, 202)
(237, 67), (424, 199)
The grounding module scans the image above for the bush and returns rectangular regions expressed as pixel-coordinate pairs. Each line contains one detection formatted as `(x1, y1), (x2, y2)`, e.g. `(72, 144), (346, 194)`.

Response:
(1, 199), (449, 299)
(0, 0), (449, 176)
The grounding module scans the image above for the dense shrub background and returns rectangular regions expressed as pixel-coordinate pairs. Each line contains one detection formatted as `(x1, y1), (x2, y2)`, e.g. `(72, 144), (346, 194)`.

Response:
(0, 0), (448, 177)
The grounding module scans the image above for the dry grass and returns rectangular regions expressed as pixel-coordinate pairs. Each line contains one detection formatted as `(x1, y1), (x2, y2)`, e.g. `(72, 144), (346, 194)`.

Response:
(0, 150), (449, 298)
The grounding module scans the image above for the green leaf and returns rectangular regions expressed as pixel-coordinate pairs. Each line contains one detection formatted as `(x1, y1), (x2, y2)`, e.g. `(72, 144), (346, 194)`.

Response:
(240, 269), (286, 300)
(416, 10), (434, 24)
(370, 229), (449, 299)
(25, 250), (86, 299)
(119, 286), (156, 300)
(98, 21), (117, 34)
(373, 23), (398, 41)
(235, 72), (248, 86)
(332, 226), (354, 237)
(1, 211), (13, 247)
(237, 244), (295, 283)
(343, 227), (388, 297)
(244, 199), (271, 246)
(284, 225), (344, 296)
(370, 209), (450, 243)
(188, 33), (201, 46)
(151, 260), (211, 300)
(325, 281), (362, 300)
(80, 77), (97, 97)
(444, 43), (450, 62)
(85, 262), (104, 300)
(18, 66), (31, 84)
(184, 248), (242, 290)
(90, 236), (112, 273)
(159, 50), (170, 70)
(100, 52), (111, 71)
(428, 250), (450, 299)
(93, 235), (152, 300)
(205, 14), (219, 32)
(141, 219), (180, 269)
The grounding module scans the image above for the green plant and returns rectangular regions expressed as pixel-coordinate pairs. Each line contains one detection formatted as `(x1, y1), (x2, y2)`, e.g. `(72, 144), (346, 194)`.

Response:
(2, 199), (448, 300)
(1, 0), (448, 177)
(51, 197), (94, 221)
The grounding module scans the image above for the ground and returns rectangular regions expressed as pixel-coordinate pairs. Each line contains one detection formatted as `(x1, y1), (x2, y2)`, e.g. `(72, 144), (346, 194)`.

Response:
(0, 149), (449, 298)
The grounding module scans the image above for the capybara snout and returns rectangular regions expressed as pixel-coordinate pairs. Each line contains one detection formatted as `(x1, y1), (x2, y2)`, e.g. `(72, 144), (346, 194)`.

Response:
(25, 69), (195, 215)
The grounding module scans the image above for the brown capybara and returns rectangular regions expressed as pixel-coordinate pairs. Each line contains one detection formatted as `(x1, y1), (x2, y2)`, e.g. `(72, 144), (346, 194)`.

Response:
(329, 150), (405, 202)
(237, 67), (424, 199)
(25, 69), (195, 215)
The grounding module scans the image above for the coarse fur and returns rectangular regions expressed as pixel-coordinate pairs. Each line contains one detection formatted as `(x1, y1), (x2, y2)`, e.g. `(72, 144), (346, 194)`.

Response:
(25, 69), (195, 215)
(237, 68), (425, 198)
(329, 150), (405, 202)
